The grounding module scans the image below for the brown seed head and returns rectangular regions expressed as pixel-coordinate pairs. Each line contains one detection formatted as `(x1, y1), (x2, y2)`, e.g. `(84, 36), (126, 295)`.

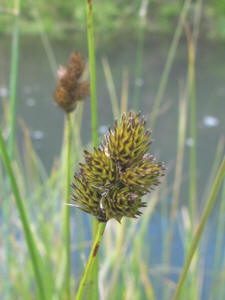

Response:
(53, 51), (89, 113)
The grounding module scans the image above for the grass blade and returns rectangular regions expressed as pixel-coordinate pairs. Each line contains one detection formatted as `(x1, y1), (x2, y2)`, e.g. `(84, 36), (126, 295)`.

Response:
(0, 128), (47, 300)
(8, 0), (20, 156)
(150, 0), (192, 128)
(173, 156), (225, 300)
(64, 113), (72, 299)
(86, 0), (99, 298)
(75, 222), (106, 300)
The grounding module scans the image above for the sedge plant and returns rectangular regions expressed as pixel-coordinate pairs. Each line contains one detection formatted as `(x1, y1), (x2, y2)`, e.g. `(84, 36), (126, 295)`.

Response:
(71, 112), (165, 299)
(53, 50), (90, 298)
(85, 0), (100, 297)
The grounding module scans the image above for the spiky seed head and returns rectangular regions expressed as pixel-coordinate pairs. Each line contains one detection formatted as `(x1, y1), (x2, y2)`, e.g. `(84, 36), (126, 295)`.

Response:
(106, 112), (151, 168)
(72, 112), (165, 222)
(120, 159), (165, 192)
(80, 148), (117, 188)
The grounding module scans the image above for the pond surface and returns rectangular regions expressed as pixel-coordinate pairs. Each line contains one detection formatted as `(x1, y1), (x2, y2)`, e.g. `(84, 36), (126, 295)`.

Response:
(0, 33), (225, 299)
(0, 34), (224, 174)
(1, 34), (224, 206)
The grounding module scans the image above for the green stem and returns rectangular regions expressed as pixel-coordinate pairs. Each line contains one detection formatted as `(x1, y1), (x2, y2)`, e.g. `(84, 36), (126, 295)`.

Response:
(150, 0), (191, 129)
(75, 222), (106, 300)
(5, 3), (20, 294)
(9, 0), (20, 157)
(86, 0), (99, 298)
(133, 0), (147, 111)
(86, 0), (98, 147)
(31, 0), (57, 77)
(173, 157), (225, 300)
(0, 128), (47, 300)
(187, 28), (197, 226)
(65, 113), (72, 299)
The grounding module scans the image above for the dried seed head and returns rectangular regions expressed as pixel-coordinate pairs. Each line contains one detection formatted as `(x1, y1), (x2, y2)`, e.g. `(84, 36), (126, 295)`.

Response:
(71, 81), (90, 102)
(72, 112), (165, 222)
(53, 86), (77, 113)
(53, 51), (89, 113)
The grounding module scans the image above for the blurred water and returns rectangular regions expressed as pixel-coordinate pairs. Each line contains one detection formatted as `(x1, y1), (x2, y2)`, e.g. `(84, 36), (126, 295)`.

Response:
(0, 35), (224, 173)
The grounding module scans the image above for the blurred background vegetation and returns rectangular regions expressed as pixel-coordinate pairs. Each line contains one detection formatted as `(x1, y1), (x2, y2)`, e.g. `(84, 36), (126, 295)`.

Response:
(1, 0), (225, 40)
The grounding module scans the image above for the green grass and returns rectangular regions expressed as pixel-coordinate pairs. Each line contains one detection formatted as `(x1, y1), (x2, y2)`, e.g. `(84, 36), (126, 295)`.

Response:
(86, 0), (100, 298)
(1, 0), (225, 299)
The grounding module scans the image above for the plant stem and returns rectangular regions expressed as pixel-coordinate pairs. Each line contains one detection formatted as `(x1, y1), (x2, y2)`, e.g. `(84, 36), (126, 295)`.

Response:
(150, 0), (191, 129)
(5, 2), (20, 294)
(65, 113), (72, 299)
(133, 0), (148, 111)
(86, 0), (98, 148)
(9, 0), (20, 157)
(86, 0), (99, 298)
(0, 128), (47, 300)
(31, 0), (57, 77)
(173, 156), (225, 300)
(102, 57), (120, 120)
(75, 222), (106, 300)
(162, 95), (187, 300)
(186, 25), (197, 226)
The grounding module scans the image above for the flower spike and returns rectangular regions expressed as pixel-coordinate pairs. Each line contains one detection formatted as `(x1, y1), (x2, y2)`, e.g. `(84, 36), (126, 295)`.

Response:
(72, 112), (165, 222)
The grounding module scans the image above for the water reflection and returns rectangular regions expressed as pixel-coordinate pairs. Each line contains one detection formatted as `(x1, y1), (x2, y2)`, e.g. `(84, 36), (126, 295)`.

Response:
(203, 115), (219, 128)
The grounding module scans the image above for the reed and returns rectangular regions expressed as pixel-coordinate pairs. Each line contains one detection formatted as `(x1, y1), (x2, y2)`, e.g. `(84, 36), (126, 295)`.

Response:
(4, 0), (20, 296)
(133, 0), (148, 110)
(173, 157), (225, 300)
(150, 0), (191, 128)
(85, 0), (103, 298)
(0, 128), (47, 300)
(8, 0), (20, 156)
(64, 113), (72, 299)
(75, 222), (106, 300)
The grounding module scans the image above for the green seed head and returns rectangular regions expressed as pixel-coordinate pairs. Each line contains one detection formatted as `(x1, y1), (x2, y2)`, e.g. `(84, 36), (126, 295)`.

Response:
(106, 112), (151, 168)
(72, 112), (165, 222)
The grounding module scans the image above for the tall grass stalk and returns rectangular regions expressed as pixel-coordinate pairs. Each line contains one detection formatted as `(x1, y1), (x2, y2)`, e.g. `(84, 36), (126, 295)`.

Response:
(30, 0), (57, 77)
(75, 222), (106, 300)
(163, 94), (188, 300)
(171, 95), (188, 219)
(186, 2), (203, 296)
(64, 113), (72, 299)
(150, 0), (191, 129)
(121, 68), (129, 114)
(133, 192), (159, 299)
(202, 138), (224, 204)
(173, 156), (225, 300)
(210, 152), (225, 297)
(102, 57), (120, 120)
(214, 182), (225, 260)
(187, 0), (202, 223)
(86, 0), (99, 298)
(9, 0), (20, 156)
(215, 180), (225, 299)
(4, 0), (20, 296)
(186, 25), (197, 226)
(0, 128), (47, 300)
(133, 0), (148, 110)
(86, 0), (98, 148)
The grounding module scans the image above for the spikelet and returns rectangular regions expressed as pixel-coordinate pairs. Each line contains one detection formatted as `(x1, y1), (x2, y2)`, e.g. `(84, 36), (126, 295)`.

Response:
(53, 51), (89, 113)
(106, 112), (151, 168)
(72, 112), (165, 222)
(80, 148), (117, 188)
